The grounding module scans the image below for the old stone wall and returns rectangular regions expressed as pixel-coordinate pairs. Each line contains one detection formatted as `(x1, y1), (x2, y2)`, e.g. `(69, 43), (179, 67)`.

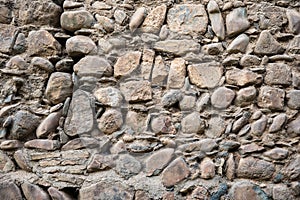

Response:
(0, 0), (300, 199)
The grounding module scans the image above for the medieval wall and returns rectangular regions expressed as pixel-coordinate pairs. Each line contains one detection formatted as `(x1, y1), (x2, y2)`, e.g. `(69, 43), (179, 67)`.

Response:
(0, 0), (300, 199)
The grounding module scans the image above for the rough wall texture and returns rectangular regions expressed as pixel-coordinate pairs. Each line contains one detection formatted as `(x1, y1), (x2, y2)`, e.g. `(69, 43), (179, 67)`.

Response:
(0, 0), (300, 199)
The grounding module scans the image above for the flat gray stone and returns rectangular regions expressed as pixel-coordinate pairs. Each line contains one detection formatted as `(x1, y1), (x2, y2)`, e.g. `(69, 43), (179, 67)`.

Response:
(226, 8), (250, 36)
(264, 63), (292, 86)
(154, 40), (200, 56)
(254, 30), (285, 55)
(287, 90), (300, 109)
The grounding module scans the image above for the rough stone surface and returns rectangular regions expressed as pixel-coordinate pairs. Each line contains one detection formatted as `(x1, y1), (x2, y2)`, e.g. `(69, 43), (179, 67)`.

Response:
(61, 10), (94, 32)
(265, 63), (292, 86)
(0, 181), (22, 200)
(200, 157), (215, 179)
(21, 182), (50, 200)
(211, 87), (235, 109)
(181, 112), (205, 134)
(207, 0), (225, 40)
(141, 5), (167, 34)
(257, 86), (285, 110)
(145, 148), (174, 176)
(36, 112), (61, 138)
(167, 58), (186, 89)
(94, 87), (123, 107)
(226, 68), (262, 86)
(287, 90), (300, 109)
(188, 62), (223, 89)
(97, 109), (123, 134)
(154, 40), (200, 56)
(120, 81), (152, 103)
(254, 30), (285, 55)
(229, 181), (269, 200)
(226, 8), (250, 36)
(287, 9), (300, 34)
(66, 36), (97, 57)
(167, 4), (208, 36)
(115, 154), (142, 179)
(114, 51), (141, 78)
(161, 158), (190, 187)
(227, 34), (249, 53)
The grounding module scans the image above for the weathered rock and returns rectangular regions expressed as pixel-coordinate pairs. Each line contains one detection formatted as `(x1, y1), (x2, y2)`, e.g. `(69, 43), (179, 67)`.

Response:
(220, 141), (240, 151)
(114, 9), (128, 25)
(287, 90), (300, 109)
(211, 87), (235, 109)
(196, 93), (210, 112)
(129, 7), (147, 32)
(115, 154), (142, 179)
(269, 114), (287, 133)
(161, 157), (190, 187)
(257, 86), (285, 110)
(239, 143), (264, 154)
(179, 95), (196, 111)
(0, 3), (12, 24)
(167, 4), (208, 36)
(188, 62), (223, 89)
(45, 72), (73, 105)
(87, 154), (115, 172)
(74, 56), (112, 78)
(0, 140), (22, 150)
(227, 34), (249, 53)
(120, 81), (152, 102)
(61, 10), (94, 32)
(226, 154), (235, 180)
(288, 35), (300, 54)
(66, 36), (97, 57)
(36, 112), (61, 138)
(94, 87), (123, 107)
(226, 8), (250, 36)
(254, 30), (285, 55)
(95, 15), (114, 33)
(151, 56), (169, 86)
(232, 112), (251, 133)
(140, 48), (155, 80)
(178, 139), (217, 153)
(0, 150), (15, 172)
(167, 58), (186, 89)
(62, 137), (99, 150)
(151, 115), (176, 135)
(27, 30), (61, 56)
(79, 182), (134, 200)
(161, 90), (183, 108)
(15, 0), (62, 26)
(0, 181), (22, 200)
(202, 43), (224, 55)
(205, 116), (226, 138)
(0, 25), (18, 54)
(145, 148), (174, 176)
(287, 115), (300, 137)
(273, 184), (295, 200)
(98, 109), (123, 134)
(264, 148), (288, 160)
(207, 0), (225, 40)
(200, 157), (215, 179)
(24, 139), (60, 150)
(188, 186), (210, 200)
(181, 112), (205, 134)
(55, 58), (74, 72)
(229, 181), (269, 200)
(251, 115), (268, 136)
(283, 155), (300, 180)
(226, 68), (262, 86)
(154, 40), (200, 56)
(265, 63), (292, 86)
(235, 86), (257, 106)
(21, 182), (50, 200)
(141, 4), (167, 34)
(64, 90), (95, 136)
(48, 187), (74, 200)
(114, 51), (142, 78)
(14, 150), (32, 171)
(237, 157), (275, 180)
(31, 57), (55, 73)
(125, 111), (147, 133)
(287, 9), (300, 34)
(240, 55), (261, 67)
(10, 111), (40, 141)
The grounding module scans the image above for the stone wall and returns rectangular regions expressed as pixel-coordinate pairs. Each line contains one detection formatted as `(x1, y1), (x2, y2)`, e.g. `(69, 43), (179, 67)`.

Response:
(0, 0), (300, 199)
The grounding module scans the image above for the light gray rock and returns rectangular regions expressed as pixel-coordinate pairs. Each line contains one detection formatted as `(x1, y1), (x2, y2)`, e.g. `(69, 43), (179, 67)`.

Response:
(287, 116), (300, 137)
(205, 116), (226, 138)
(61, 10), (94, 32)
(227, 34), (249, 53)
(254, 30), (285, 55)
(226, 8), (250, 36)
(265, 63), (292, 86)
(235, 86), (257, 106)
(129, 7), (147, 32)
(120, 81), (152, 103)
(264, 148), (288, 160)
(31, 57), (54, 73)
(66, 36), (97, 57)
(211, 87), (235, 109)
(207, 0), (225, 40)
(257, 86), (285, 110)
(151, 56), (169, 86)
(97, 109), (123, 135)
(269, 114), (287, 133)
(94, 87), (123, 107)
(287, 90), (300, 109)
(36, 112), (61, 138)
(145, 148), (174, 176)
(287, 9), (300, 34)
(226, 68), (262, 86)
(181, 112), (205, 134)
(167, 58), (186, 89)
(21, 182), (50, 200)
(154, 40), (200, 56)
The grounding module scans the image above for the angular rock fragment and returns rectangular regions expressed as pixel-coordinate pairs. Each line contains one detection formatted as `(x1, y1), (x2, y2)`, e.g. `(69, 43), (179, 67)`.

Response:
(200, 157), (215, 179)
(141, 4), (167, 34)
(265, 63), (292, 86)
(251, 115), (268, 136)
(287, 90), (300, 109)
(257, 86), (285, 110)
(161, 90), (183, 108)
(211, 87), (235, 109)
(167, 4), (208, 36)
(24, 139), (60, 150)
(254, 30), (285, 55)
(0, 25), (18, 54)
(226, 8), (250, 36)
(188, 62), (223, 89)
(87, 154), (115, 172)
(229, 181), (269, 200)
(151, 115), (176, 135)
(283, 155), (300, 181)
(94, 87), (123, 107)
(120, 81), (152, 102)
(0, 181), (22, 200)
(154, 40), (200, 56)
(14, 150), (32, 171)
(227, 34), (249, 53)
(21, 182), (50, 200)
(287, 116), (300, 137)
(45, 72), (73, 105)
(239, 143), (264, 154)
(31, 57), (55, 73)
(240, 55), (261, 67)
(48, 187), (74, 200)
(151, 56), (168, 86)
(161, 158), (190, 187)
(95, 15), (114, 33)
(264, 148), (288, 160)
(205, 116), (226, 138)
(61, 10), (94, 32)
(167, 58), (186, 89)
(226, 68), (262, 86)
(287, 9), (300, 34)
(115, 154), (141, 179)
(145, 148), (174, 176)
(114, 51), (141, 78)
(62, 137), (99, 150)
(36, 112), (61, 138)
(202, 43), (224, 55)
(0, 150), (15, 172)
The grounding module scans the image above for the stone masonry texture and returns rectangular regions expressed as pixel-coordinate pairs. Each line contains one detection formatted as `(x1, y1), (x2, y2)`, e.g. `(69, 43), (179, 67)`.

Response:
(0, 0), (300, 199)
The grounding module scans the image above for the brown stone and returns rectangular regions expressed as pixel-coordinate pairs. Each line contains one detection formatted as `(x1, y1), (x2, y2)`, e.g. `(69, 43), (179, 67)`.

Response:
(140, 48), (155, 80)
(257, 86), (285, 110)
(264, 148), (288, 160)
(237, 157), (275, 180)
(120, 81), (152, 103)
(269, 114), (287, 133)
(188, 62), (223, 89)
(145, 148), (174, 176)
(0, 25), (18, 54)
(226, 68), (262, 86)
(97, 109), (123, 134)
(141, 4), (167, 34)
(178, 139), (217, 153)
(114, 51), (142, 78)
(235, 86), (257, 106)
(0, 150), (15, 172)
(0, 140), (23, 150)
(181, 112), (205, 134)
(211, 87), (235, 109)
(27, 30), (61, 57)
(62, 137), (99, 150)
(45, 72), (73, 105)
(24, 139), (60, 150)
(31, 57), (55, 73)
(66, 36), (97, 57)
(115, 154), (142, 179)
(167, 58), (186, 89)
(265, 63), (292, 86)
(287, 9), (300, 34)
(151, 56), (169, 86)
(207, 0), (225, 40)
(205, 116), (226, 138)
(87, 154), (115, 172)
(61, 10), (94, 32)
(154, 40), (200, 56)
(251, 115), (268, 136)
(287, 115), (300, 137)
(167, 4), (208, 36)
(151, 115), (176, 135)
(229, 181), (269, 200)
(21, 182), (50, 200)
(254, 30), (285, 55)
(239, 143), (264, 154)
(226, 153), (235, 181)
(273, 184), (295, 200)
(283, 155), (300, 180)
(14, 149), (32, 171)
(287, 90), (300, 109)
(200, 157), (215, 179)
(36, 112), (61, 138)
(94, 87), (123, 107)
(0, 181), (22, 200)
(161, 157), (190, 187)
(129, 7), (147, 32)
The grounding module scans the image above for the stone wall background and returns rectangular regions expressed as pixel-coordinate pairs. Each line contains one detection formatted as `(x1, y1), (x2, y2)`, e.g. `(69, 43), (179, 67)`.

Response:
(0, 0), (300, 199)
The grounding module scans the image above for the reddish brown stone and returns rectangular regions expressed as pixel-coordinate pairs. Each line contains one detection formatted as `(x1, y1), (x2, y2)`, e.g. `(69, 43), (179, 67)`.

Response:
(200, 157), (215, 179)
(24, 139), (60, 151)
(145, 148), (174, 176)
